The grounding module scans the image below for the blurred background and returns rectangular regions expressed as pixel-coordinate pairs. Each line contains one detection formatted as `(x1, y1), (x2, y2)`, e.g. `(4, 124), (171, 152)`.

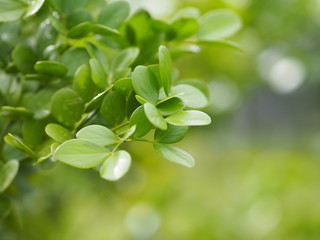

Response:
(3, 0), (320, 239)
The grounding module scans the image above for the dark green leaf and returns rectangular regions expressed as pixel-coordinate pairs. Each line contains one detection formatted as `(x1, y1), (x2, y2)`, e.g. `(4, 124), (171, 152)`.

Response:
(100, 150), (131, 181)
(97, 1), (130, 29)
(0, 195), (11, 220)
(148, 64), (161, 87)
(84, 87), (110, 113)
(132, 65), (159, 104)
(76, 125), (119, 147)
(159, 45), (173, 95)
(50, 88), (84, 128)
(154, 124), (188, 144)
(166, 110), (211, 126)
(49, 0), (88, 14)
(12, 45), (37, 74)
(114, 77), (133, 97)
(0, 160), (19, 192)
(172, 84), (208, 108)
(100, 91), (126, 126)
(129, 106), (153, 138)
(61, 47), (90, 77)
(89, 58), (108, 90)
(153, 143), (195, 167)
(126, 91), (141, 118)
(53, 139), (109, 168)
(144, 103), (167, 130)
(157, 97), (184, 115)
(67, 22), (92, 39)
(45, 123), (74, 143)
(73, 63), (97, 102)
(197, 9), (242, 40)
(4, 133), (37, 158)
(34, 61), (68, 77)
(67, 8), (92, 29)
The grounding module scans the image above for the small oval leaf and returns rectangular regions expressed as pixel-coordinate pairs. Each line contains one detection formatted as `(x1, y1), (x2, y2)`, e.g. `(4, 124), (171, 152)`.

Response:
(76, 125), (119, 147)
(153, 143), (195, 168)
(34, 61), (68, 77)
(172, 84), (208, 108)
(156, 97), (184, 116)
(53, 139), (109, 168)
(144, 103), (167, 130)
(129, 106), (153, 138)
(45, 123), (74, 143)
(166, 110), (211, 126)
(154, 124), (188, 144)
(100, 91), (126, 126)
(100, 150), (131, 181)
(0, 160), (19, 192)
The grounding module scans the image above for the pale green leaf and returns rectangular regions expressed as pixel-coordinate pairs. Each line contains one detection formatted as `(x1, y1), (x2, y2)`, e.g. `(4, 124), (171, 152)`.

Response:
(172, 84), (208, 108)
(166, 110), (211, 126)
(45, 123), (74, 143)
(76, 125), (118, 147)
(0, 160), (19, 192)
(144, 103), (167, 130)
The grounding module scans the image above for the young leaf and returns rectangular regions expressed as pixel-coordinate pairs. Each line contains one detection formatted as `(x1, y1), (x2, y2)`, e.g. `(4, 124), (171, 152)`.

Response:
(100, 91), (126, 126)
(4, 133), (37, 158)
(50, 88), (84, 128)
(159, 45), (173, 95)
(156, 97), (184, 115)
(154, 124), (188, 144)
(197, 9), (242, 40)
(53, 139), (109, 168)
(132, 65), (159, 104)
(45, 123), (74, 143)
(129, 106), (153, 138)
(172, 84), (208, 108)
(100, 150), (131, 181)
(97, 1), (130, 29)
(0, 160), (19, 192)
(34, 61), (68, 77)
(76, 125), (119, 147)
(89, 58), (108, 90)
(166, 110), (211, 126)
(144, 103), (167, 130)
(135, 95), (148, 105)
(153, 143), (195, 168)
(73, 63), (97, 102)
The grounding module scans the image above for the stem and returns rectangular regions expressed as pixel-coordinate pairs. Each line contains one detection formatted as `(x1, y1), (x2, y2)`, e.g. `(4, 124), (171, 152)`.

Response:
(111, 121), (129, 131)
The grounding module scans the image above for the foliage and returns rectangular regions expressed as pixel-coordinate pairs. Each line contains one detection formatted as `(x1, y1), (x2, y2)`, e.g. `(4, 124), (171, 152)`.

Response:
(0, 0), (241, 222)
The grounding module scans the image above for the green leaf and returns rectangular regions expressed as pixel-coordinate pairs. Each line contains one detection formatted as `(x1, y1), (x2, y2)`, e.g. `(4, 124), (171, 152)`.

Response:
(171, 17), (199, 40)
(45, 123), (74, 143)
(100, 150), (131, 181)
(49, 0), (88, 15)
(84, 87), (111, 113)
(53, 139), (109, 168)
(0, 106), (33, 119)
(67, 22), (92, 39)
(148, 64), (161, 87)
(154, 124), (188, 144)
(61, 47), (90, 77)
(129, 106), (153, 138)
(126, 91), (141, 118)
(100, 91), (126, 126)
(0, 0), (27, 22)
(114, 77), (133, 97)
(67, 8), (92, 29)
(4, 133), (37, 158)
(25, 0), (45, 18)
(22, 119), (44, 148)
(178, 79), (210, 100)
(156, 97), (184, 116)
(89, 58), (107, 90)
(153, 143), (195, 167)
(132, 65), (159, 104)
(34, 61), (68, 77)
(122, 125), (136, 140)
(172, 84), (208, 108)
(144, 103), (167, 130)
(50, 88), (84, 128)
(0, 160), (19, 192)
(111, 47), (139, 73)
(166, 110), (211, 126)
(73, 63), (97, 102)
(91, 24), (120, 37)
(76, 125), (118, 147)
(85, 43), (109, 74)
(36, 139), (56, 164)
(29, 89), (54, 119)
(135, 95), (148, 105)
(0, 195), (11, 220)
(11, 45), (37, 74)
(196, 39), (242, 51)
(97, 1), (130, 29)
(159, 45), (173, 95)
(197, 9), (242, 40)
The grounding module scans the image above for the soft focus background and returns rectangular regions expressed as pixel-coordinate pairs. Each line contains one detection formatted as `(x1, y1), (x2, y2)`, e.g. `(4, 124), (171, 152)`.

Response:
(3, 0), (320, 239)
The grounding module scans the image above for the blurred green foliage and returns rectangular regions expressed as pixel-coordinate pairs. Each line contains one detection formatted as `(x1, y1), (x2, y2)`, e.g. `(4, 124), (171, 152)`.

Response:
(1, 0), (320, 239)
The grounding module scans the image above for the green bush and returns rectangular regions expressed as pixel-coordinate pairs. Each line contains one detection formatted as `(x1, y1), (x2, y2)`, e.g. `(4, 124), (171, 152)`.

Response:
(0, 0), (241, 220)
